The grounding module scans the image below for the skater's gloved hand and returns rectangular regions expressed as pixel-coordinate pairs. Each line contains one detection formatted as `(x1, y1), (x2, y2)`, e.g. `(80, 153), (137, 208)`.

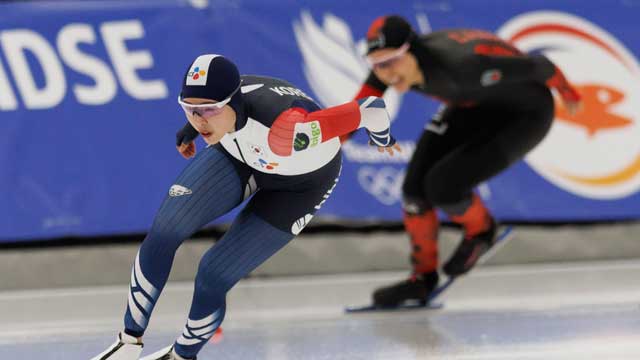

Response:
(546, 66), (583, 116)
(366, 129), (402, 156)
(558, 85), (582, 116)
(177, 142), (196, 159)
(176, 122), (199, 159)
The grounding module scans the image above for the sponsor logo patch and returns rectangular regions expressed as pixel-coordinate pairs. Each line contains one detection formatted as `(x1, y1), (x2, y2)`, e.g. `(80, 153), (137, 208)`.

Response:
(294, 133), (310, 151)
(188, 66), (206, 81)
(480, 69), (502, 86)
(169, 184), (192, 197)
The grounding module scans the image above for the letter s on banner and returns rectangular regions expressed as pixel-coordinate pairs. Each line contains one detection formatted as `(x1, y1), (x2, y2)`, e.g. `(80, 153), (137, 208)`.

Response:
(101, 20), (168, 100)
(57, 23), (118, 105)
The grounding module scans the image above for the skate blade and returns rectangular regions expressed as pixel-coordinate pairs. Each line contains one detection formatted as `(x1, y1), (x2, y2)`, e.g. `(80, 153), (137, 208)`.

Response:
(481, 225), (514, 264)
(345, 301), (443, 314)
(345, 226), (514, 315)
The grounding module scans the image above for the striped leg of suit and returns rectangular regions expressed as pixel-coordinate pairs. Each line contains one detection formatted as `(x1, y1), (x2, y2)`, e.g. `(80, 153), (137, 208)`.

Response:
(173, 210), (294, 358)
(123, 145), (249, 337)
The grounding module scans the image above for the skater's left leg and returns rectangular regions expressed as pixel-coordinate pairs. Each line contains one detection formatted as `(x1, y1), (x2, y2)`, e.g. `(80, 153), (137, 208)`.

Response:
(171, 209), (294, 358)
(431, 94), (553, 276)
(167, 155), (342, 359)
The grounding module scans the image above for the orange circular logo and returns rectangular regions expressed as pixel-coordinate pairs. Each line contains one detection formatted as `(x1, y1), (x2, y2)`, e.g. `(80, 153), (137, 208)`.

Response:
(498, 11), (640, 199)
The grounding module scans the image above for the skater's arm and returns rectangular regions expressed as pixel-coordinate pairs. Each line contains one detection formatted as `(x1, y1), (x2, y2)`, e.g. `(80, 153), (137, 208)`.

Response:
(268, 96), (399, 156)
(340, 72), (387, 143)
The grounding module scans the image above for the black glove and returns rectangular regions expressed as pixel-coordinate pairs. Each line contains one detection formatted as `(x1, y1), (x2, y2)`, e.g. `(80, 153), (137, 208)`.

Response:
(175, 122), (199, 147)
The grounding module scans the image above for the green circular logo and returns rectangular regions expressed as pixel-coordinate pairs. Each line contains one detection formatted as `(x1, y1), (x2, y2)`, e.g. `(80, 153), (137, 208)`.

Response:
(294, 133), (310, 151)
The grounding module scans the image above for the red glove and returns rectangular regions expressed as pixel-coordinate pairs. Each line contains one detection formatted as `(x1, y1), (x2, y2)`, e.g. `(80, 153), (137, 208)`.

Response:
(548, 66), (580, 98)
(546, 66), (582, 115)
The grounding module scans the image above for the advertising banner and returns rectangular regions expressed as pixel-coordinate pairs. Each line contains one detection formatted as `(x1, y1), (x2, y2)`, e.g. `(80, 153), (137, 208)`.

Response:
(1, 0), (638, 241)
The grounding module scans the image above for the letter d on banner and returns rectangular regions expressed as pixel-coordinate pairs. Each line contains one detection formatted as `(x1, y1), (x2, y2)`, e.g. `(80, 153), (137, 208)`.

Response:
(0, 59), (17, 111)
(0, 30), (66, 109)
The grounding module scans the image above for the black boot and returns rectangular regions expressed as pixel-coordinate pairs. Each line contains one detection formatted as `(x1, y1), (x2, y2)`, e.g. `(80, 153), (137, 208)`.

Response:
(443, 219), (497, 277)
(372, 271), (439, 307)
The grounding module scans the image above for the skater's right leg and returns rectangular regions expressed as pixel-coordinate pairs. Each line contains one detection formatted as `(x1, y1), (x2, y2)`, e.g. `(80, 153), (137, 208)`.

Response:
(399, 113), (463, 278)
(399, 106), (476, 276)
(372, 121), (457, 307)
(372, 201), (440, 307)
(124, 145), (250, 337)
(93, 145), (251, 359)
(371, 106), (487, 307)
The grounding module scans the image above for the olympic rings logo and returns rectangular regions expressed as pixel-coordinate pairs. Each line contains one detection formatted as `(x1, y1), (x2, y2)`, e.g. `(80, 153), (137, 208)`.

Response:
(357, 166), (405, 205)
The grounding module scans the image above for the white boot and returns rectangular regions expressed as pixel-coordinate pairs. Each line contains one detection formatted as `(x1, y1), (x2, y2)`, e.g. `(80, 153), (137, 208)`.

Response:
(91, 332), (143, 360)
(141, 346), (193, 360)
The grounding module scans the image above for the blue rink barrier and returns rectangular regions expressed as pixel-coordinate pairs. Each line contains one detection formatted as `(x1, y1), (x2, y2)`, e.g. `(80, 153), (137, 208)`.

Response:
(1, 0), (639, 241)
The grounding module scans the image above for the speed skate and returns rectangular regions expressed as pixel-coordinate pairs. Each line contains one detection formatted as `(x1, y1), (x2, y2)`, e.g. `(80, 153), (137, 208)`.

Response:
(345, 226), (514, 313)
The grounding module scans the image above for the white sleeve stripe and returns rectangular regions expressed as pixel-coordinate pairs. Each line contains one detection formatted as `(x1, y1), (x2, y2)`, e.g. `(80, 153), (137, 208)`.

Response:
(358, 96), (376, 110)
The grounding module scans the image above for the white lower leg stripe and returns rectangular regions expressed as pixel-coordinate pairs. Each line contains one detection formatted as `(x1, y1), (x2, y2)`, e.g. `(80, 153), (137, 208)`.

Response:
(134, 252), (158, 298)
(175, 311), (222, 346)
(176, 335), (202, 346)
(188, 324), (215, 337)
(127, 290), (148, 328)
(186, 313), (215, 328)
(133, 290), (152, 312)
